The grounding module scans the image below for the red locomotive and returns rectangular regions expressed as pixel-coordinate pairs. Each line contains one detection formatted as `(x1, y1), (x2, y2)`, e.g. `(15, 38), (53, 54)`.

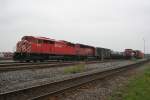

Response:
(124, 49), (134, 59)
(133, 50), (144, 59)
(14, 36), (95, 62)
(124, 49), (144, 59)
(13, 36), (144, 62)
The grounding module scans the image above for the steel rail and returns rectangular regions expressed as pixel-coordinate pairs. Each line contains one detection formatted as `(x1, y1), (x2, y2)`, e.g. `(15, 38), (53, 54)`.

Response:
(0, 62), (80, 71)
(0, 59), (149, 100)
(0, 60), (119, 72)
(0, 61), (65, 67)
(0, 59), (122, 67)
(0, 60), (59, 64)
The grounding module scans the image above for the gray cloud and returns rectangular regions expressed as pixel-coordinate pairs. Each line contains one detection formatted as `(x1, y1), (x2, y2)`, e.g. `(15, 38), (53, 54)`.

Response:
(0, 0), (150, 53)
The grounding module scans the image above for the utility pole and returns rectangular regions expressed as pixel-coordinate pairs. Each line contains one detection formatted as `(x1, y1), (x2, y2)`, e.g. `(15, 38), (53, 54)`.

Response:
(143, 38), (146, 57)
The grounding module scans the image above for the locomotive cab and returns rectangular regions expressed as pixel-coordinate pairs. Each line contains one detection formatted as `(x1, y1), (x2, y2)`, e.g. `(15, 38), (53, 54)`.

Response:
(22, 36), (37, 43)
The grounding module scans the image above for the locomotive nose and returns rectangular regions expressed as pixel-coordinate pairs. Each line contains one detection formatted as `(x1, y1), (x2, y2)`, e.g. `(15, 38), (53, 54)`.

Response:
(16, 40), (31, 53)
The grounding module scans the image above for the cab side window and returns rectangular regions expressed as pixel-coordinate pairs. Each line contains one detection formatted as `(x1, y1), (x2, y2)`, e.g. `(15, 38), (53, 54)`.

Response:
(38, 39), (43, 44)
(43, 40), (49, 44)
(42, 40), (55, 44)
(48, 41), (55, 44)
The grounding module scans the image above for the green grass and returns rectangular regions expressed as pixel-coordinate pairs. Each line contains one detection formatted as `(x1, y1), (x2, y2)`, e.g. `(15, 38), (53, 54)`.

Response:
(64, 63), (85, 74)
(111, 63), (150, 100)
(131, 57), (138, 61)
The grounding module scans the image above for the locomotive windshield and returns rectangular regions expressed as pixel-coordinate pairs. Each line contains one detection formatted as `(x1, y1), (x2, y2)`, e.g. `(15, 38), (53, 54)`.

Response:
(22, 36), (31, 41)
(22, 36), (36, 43)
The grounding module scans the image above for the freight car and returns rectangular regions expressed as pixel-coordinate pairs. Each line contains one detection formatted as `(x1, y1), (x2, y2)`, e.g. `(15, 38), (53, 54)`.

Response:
(110, 51), (124, 59)
(95, 47), (111, 60)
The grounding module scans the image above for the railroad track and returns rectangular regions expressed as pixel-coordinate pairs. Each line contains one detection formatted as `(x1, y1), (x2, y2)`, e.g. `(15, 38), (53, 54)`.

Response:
(0, 59), (149, 100)
(0, 60), (62, 67)
(0, 60), (121, 72)
(0, 62), (80, 71)
(0, 59), (124, 66)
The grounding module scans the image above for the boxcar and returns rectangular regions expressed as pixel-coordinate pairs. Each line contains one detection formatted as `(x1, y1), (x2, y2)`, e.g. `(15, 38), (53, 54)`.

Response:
(95, 47), (111, 60)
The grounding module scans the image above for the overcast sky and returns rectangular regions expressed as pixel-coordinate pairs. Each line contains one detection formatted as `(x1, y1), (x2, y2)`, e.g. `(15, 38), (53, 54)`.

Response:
(0, 0), (150, 53)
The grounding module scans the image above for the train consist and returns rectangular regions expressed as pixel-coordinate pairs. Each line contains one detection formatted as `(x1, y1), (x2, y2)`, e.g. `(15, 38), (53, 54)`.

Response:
(13, 36), (144, 62)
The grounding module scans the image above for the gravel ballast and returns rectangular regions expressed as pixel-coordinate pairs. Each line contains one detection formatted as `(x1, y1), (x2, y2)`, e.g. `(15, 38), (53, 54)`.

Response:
(0, 60), (140, 93)
(42, 62), (149, 100)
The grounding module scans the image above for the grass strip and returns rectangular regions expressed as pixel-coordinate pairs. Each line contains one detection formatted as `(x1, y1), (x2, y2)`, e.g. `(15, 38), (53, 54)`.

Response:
(111, 63), (150, 100)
